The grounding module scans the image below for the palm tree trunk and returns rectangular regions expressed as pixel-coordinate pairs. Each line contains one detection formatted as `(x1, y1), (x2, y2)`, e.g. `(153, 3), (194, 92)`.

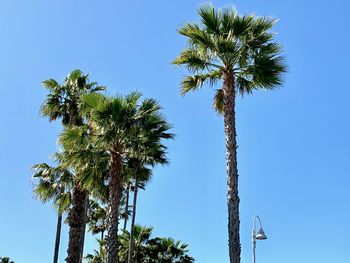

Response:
(107, 150), (123, 263)
(123, 182), (131, 231)
(223, 71), (241, 263)
(66, 184), (88, 263)
(80, 197), (89, 259)
(53, 213), (62, 263)
(127, 175), (139, 263)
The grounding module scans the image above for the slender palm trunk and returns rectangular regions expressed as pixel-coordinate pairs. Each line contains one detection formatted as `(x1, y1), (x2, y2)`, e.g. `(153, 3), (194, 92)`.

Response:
(123, 182), (131, 231)
(127, 175), (139, 263)
(66, 184), (88, 263)
(223, 71), (241, 263)
(107, 149), (123, 263)
(53, 213), (62, 263)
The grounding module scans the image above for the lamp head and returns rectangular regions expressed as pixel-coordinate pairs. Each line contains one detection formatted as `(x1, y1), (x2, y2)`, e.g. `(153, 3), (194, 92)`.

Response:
(256, 227), (267, 240)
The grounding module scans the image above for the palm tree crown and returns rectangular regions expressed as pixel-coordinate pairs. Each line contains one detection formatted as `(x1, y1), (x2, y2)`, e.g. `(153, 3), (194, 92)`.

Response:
(41, 69), (105, 125)
(173, 4), (286, 113)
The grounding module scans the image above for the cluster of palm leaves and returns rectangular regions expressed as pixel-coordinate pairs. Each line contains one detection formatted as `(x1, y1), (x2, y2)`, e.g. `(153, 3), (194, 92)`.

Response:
(86, 225), (194, 263)
(32, 3), (286, 263)
(32, 70), (194, 263)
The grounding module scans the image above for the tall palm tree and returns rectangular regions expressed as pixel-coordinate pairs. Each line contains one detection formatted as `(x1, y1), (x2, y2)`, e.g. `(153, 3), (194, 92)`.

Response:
(61, 92), (173, 263)
(173, 4), (286, 263)
(41, 69), (105, 263)
(32, 156), (73, 263)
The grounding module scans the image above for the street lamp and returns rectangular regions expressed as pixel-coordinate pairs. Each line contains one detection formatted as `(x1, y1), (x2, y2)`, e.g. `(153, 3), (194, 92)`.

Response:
(252, 215), (267, 263)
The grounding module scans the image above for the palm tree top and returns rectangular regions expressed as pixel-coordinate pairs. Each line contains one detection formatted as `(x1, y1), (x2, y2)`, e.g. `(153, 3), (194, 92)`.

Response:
(173, 3), (287, 113)
(41, 69), (105, 125)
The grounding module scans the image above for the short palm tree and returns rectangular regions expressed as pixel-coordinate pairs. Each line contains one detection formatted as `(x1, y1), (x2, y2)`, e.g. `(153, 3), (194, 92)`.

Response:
(41, 69), (105, 263)
(32, 156), (73, 263)
(87, 199), (108, 241)
(119, 225), (194, 263)
(119, 225), (153, 263)
(147, 237), (194, 263)
(85, 239), (107, 263)
(173, 4), (286, 263)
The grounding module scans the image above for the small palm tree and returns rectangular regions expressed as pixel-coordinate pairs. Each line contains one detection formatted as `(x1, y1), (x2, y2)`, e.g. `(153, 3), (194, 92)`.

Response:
(85, 239), (107, 263)
(119, 225), (194, 263)
(118, 225), (153, 263)
(87, 199), (108, 241)
(173, 4), (286, 263)
(41, 69), (105, 263)
(147, 237), (194, 263)
(32, 156), (73, 263)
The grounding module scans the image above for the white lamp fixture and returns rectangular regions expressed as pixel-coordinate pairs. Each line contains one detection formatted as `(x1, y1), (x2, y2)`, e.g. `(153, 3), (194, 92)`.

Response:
(252, 215), (267, 263)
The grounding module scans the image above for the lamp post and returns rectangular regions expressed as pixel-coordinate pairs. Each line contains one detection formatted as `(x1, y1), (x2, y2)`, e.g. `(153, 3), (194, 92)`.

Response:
(252, 215), (267, 263)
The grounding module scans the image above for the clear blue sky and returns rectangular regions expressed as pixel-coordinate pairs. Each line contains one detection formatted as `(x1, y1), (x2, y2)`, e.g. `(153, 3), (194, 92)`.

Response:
(0, 1), (349, 262)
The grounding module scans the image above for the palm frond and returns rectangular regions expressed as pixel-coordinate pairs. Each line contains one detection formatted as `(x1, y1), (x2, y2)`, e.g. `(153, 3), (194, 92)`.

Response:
(213, 88), (224, 114)
(178, 23), (216, 51)
(221, 7), (238, 34)
(173, 49), (209, 72)
(198, 3), (221, 34)
(248, 54), (286, 89)
(180, 70), (222, 95)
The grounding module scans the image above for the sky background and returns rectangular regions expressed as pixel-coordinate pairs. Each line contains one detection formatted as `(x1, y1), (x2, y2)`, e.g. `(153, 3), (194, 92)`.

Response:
(0, 0), (349, 262)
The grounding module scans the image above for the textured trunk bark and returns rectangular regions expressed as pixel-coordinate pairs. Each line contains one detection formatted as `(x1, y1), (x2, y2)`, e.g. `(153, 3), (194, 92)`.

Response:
(53, 213), (62, 263)
(80, 197), (89, 259)
(223, 71), (241, 263)
(66, 184), (88, 263)
(127, 175), (139, 263)
(107, 149), (123, 263)
(123, 182), (131, 231)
